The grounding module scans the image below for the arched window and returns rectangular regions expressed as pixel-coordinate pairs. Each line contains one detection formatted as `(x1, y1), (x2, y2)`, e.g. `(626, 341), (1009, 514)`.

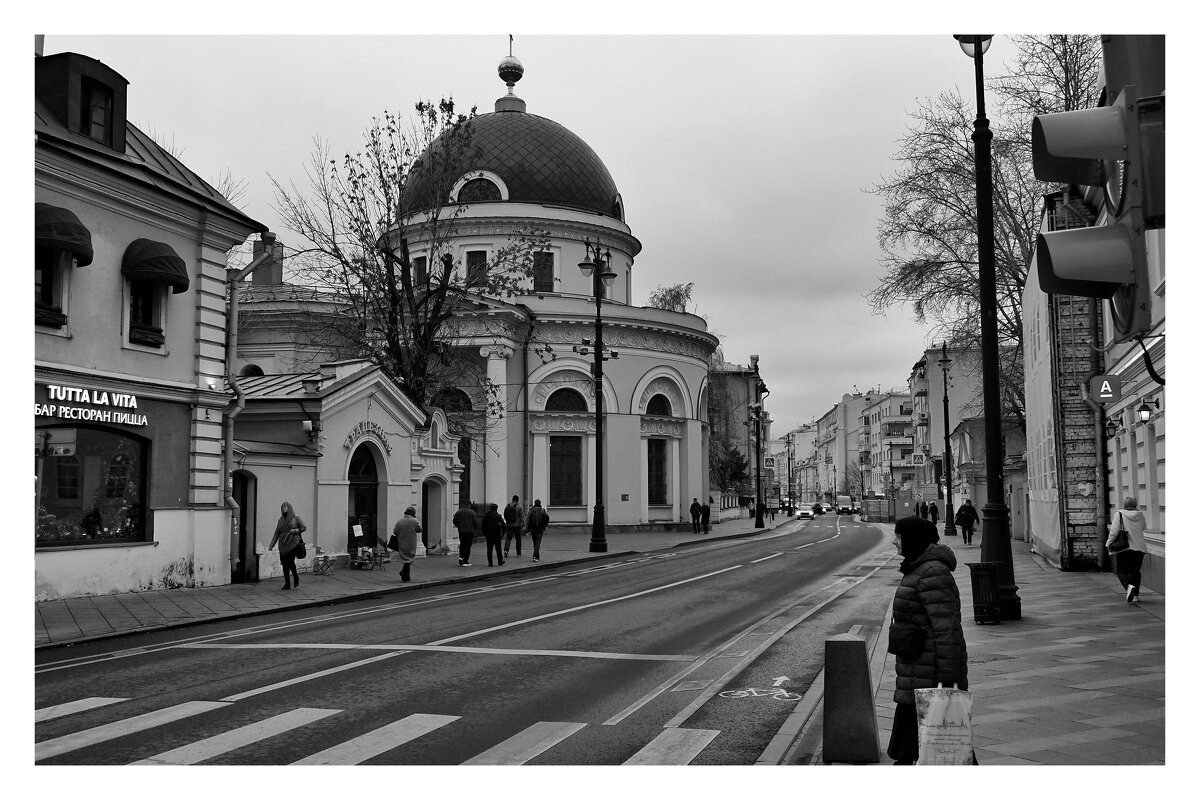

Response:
(458, 177), (502, 203)
(646, 394), (672, 416)
(240, 364), (265, 377)
(546, 388), (588, 412)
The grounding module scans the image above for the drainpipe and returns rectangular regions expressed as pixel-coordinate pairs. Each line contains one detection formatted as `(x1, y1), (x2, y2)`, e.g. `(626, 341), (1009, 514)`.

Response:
(223, 232), (276, 574)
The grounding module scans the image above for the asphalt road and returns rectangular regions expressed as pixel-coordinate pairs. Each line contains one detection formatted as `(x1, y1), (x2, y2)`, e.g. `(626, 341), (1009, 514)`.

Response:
(35, 514), (893, 765)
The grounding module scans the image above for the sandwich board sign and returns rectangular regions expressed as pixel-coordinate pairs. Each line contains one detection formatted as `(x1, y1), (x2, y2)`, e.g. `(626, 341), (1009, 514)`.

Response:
(1089, 375), (1122, 403)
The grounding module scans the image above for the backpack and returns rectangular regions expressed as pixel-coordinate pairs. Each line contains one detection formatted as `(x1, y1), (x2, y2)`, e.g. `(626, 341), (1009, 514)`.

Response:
(503, 503), (518, 524)
(528, 507), (548, 530)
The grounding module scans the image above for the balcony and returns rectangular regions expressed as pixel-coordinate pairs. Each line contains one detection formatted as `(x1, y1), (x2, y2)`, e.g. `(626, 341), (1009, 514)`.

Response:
(883, 434), (911, 446)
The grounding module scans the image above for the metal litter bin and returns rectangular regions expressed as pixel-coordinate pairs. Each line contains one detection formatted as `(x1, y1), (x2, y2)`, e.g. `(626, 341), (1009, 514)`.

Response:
(966, 562), (1002, 624)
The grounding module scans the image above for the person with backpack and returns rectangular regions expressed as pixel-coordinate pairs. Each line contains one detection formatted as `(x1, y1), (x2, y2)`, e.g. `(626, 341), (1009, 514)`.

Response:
(526, 499), (551, 563)
(482, 503), (505, 567)
(503, 495), (525, 558)
(452, 501), (477, 567)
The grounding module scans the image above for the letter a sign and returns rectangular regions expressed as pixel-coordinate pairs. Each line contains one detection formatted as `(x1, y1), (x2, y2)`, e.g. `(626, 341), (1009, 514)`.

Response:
(1090, 375), (1122, 403)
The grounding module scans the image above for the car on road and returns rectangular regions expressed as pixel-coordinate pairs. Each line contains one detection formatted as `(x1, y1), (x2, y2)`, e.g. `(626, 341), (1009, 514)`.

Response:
(797, 503), (814, 519)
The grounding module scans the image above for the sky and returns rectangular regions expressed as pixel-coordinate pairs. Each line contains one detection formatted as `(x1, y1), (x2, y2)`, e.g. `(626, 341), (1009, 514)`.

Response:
(21, 3), (1188, 436)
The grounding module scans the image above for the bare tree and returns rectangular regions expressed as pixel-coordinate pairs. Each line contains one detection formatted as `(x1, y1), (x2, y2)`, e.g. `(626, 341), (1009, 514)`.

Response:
(868, 35), (1102, 426)
(269, 100), (549, 431)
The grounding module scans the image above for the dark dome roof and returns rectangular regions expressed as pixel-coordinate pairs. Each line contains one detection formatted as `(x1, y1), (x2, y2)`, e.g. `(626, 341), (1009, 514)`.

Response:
(403, 110), (622, 220)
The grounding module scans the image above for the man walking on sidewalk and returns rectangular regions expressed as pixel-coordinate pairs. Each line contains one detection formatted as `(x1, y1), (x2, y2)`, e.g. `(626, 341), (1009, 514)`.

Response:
(701, 497), (712, 534)
(482, 503), (505, 567)
(526, 499), (550, 563)
(504, 495), (525, 558)
(453, 501), (477, 566)
(690, 498), (703, 534)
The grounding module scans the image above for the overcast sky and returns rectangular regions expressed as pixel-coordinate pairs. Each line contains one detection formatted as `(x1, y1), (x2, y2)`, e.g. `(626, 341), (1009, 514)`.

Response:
(28, 5), (1172, 436)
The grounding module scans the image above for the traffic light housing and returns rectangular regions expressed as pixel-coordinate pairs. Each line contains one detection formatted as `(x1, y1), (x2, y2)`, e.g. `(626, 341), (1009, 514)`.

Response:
(1032, 35), (1164, 342)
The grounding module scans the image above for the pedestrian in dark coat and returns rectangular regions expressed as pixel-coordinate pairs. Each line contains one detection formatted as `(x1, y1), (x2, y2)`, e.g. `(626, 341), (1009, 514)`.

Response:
(268, 501), (307, 591)
(700, 498), (712, 534)
(482, 503), (505, 567)
(452, 502), (476, 566)
(928, 502), (939, 525)
(503, 495), (526, 558)
(392, 506), (422, 582)
(918, 500), (929, 519)
(526, 499), (550, 563)
(887, 515), (969, 765)
(689, 498), (702, 534)
(954, 499), (980, 544)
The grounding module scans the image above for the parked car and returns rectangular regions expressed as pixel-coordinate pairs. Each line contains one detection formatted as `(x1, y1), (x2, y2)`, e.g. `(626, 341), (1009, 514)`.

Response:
(797, 503), (814, 520)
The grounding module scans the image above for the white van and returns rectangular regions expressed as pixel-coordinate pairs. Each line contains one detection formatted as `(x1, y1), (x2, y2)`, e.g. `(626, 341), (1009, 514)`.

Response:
(836, 495), (854, 514)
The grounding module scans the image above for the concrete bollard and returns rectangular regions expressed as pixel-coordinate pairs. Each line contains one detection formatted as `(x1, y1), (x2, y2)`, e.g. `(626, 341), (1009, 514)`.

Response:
(822, 633), (880, 763)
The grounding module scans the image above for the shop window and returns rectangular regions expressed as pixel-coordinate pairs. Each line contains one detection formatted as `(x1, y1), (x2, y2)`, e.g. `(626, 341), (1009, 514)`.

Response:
(36, 427), (148, 547)
(647, 438), (668, 505)
(533, 251), (555, 293)
(466, 251), (488, 288)
(128, 278), (166, 347)
(549, 435), (582, 506)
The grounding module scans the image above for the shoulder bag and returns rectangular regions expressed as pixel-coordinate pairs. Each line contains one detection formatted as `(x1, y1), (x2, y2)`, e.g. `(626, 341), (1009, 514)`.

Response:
(1108, 512), (1130, 553)
(887, 617), (926, 659)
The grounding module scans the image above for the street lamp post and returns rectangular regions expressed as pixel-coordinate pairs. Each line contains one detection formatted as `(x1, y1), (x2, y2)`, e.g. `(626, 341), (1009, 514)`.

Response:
(938, 342), (957, 538)
(954, 34), (1020, 619)
(578, 239), (617, 553)
(785, 432), (794, 516)
(751, 364), (766, 529)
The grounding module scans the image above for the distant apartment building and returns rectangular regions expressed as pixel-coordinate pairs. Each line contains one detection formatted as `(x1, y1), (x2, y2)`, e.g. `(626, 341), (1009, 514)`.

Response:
(860, 390), (914, 497)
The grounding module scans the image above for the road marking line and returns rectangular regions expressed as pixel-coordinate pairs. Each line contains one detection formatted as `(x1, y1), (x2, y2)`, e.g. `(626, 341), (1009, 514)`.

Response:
(429, 565), (743, 646)
(623, 728), (720, 765)
(36, 700), (230, 761)
(183, 642), (691, 662)
(461, 721), (588, 765)
(132, 707), (340, 765)
(292, 713), (460, 765)
(219, 652), (405, 702)
(750, 553), (783, 564)
(35, 697), (126, 722)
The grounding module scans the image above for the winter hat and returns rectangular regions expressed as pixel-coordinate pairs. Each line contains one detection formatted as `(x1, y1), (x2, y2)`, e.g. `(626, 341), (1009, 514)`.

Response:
(896, 515), (940, 560)
(404, 506), (416, 516)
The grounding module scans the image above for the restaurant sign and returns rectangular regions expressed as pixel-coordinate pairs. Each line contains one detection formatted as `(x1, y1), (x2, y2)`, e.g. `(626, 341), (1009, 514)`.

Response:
(34, 383), (149, 427)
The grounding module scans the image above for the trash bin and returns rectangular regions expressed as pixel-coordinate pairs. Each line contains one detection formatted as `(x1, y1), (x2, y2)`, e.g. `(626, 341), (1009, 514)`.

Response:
(966, 562), (1002, 625)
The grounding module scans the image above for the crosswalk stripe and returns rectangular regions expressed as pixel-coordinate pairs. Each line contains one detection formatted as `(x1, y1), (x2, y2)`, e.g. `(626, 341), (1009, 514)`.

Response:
(461, 721), (588, 765)
(35, 700), (230, 761)
(292, 713), (460, 765)
(131, 707), (340, 765)
(623, 728), (720, 765)
(35, 697), (126, 722)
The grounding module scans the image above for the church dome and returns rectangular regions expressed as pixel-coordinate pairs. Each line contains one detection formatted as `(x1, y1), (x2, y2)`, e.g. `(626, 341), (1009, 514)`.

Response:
(403, 55), (623, 221)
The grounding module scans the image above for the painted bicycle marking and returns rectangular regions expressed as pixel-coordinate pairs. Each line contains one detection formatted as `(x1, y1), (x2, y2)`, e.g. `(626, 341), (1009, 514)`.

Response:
(718, 687), (803, 701)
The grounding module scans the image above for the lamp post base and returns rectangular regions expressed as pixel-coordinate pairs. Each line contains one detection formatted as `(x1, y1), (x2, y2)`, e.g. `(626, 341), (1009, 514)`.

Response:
(589, 505), (607, 553)
(979, 500), (1021, 620)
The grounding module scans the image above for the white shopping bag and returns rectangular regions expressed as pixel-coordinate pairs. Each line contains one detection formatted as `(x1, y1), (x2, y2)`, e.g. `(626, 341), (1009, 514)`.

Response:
(914, 684), (974, 765)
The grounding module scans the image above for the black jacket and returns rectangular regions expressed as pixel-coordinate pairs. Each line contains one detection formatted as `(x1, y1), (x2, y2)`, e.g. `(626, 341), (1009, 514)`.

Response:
(891, 543), (968, 705)
(482, 509), (505, 537)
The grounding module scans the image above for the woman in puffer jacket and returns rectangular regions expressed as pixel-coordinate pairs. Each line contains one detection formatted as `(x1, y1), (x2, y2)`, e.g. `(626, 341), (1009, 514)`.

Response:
(1107, 497), (1149, 603)
(887, 515), (969, 764)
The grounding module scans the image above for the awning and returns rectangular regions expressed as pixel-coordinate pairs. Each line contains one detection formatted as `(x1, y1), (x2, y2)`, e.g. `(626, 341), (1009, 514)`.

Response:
(121, 239), (190, 293)
(35, 203), (93, 266)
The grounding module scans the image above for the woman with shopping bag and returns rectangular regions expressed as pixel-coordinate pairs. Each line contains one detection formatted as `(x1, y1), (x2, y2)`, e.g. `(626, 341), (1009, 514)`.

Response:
(886, 515), (971, 765)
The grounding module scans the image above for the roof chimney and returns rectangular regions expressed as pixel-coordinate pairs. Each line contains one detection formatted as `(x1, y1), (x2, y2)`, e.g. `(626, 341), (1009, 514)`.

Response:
(250, 236), (285, 284)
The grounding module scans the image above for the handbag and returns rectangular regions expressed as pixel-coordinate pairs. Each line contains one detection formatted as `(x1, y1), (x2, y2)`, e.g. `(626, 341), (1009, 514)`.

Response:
(887, 619), (926, 659)
(293, 538), (307, 559)
(915, 683), (975, 765)
(1108, 512), (1130, 553)
(387, 533), (399, 552)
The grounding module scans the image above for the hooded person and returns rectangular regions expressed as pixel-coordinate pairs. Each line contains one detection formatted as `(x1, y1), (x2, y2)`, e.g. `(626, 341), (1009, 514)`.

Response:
(268, 501), (307, 591)
(392, 506), (422, 583)
(1107, 497), (1150, 603)
(886, 514), (970, 765)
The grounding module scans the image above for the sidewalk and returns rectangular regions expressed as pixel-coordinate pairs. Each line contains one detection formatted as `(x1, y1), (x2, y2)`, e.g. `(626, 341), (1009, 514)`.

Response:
(799, 529), (1166, 766)
(35, 513), (790, 650)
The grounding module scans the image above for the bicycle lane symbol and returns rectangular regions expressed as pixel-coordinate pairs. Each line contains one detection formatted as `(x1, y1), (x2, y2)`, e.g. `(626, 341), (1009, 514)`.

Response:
(718, 687), (803, 701)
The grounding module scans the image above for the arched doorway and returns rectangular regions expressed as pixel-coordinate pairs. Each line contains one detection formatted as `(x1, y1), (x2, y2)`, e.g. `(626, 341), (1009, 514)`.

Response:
(421, 478), (446, 550)
(231, 469), (258, 583)
(347, 445), (381, 551)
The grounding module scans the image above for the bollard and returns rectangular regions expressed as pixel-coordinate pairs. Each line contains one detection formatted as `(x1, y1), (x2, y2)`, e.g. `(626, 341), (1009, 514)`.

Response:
(822, 633), (880, 764)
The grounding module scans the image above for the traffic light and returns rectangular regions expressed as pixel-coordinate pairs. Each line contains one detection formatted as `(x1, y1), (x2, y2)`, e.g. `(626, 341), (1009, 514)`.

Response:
(1032, 35), (1164, 342)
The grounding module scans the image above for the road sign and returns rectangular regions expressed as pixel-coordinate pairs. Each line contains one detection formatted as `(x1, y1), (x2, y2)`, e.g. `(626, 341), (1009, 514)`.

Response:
(1090, 375), (1123, 403)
